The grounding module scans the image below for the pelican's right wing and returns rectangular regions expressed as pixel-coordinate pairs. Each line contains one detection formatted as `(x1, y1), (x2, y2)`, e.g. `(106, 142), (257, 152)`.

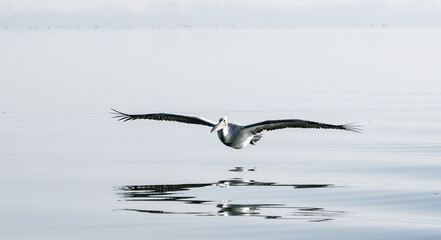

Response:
(111, 109), (216, 127)
(243, 119), (361, 134)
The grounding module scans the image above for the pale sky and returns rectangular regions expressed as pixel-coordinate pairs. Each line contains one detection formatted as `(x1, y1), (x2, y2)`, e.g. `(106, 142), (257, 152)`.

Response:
(1, 0), (440, 27)
(0, 0), (435, 11)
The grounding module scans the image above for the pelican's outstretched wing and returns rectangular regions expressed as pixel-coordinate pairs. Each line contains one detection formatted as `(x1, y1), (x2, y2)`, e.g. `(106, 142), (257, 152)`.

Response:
(243, 119), (361, 134)
(111, 109), (216, 127)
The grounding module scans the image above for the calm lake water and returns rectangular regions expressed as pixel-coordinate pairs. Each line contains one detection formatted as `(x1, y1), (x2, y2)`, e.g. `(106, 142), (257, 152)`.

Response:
(1, 28), (441, 239)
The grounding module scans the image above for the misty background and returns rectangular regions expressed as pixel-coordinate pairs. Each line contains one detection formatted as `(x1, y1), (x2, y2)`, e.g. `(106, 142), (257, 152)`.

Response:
(1, 0), (441, 28)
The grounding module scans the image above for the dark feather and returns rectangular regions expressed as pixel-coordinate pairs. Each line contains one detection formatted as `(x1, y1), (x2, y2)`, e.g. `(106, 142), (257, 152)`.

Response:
(111, 108), (216, 127)
(250, 134), (263, 145)
(244, 119), (361, 134)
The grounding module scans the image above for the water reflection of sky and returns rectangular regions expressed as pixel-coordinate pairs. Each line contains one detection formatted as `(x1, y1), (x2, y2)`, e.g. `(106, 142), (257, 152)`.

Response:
(116, 172), (343, 221)
(2, 28), (441, 240)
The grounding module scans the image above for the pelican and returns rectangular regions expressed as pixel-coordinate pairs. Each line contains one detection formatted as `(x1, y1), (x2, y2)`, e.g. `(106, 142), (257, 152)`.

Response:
(111, 109), (360, 149)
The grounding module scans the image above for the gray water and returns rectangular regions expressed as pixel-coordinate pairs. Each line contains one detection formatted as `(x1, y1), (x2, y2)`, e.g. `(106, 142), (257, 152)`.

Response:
(1, 28), (441, 239)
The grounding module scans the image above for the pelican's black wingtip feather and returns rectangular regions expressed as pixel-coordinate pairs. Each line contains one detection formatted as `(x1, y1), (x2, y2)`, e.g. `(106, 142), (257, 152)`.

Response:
(343, 123), (363, 133)
(110, 108), (126, 115)
(110, 108), (133, 122)
(123, 117), (133, 122)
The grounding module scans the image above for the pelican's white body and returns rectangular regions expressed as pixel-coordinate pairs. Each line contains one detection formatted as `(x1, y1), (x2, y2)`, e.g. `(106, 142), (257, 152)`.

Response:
(216, 123), (253, 149)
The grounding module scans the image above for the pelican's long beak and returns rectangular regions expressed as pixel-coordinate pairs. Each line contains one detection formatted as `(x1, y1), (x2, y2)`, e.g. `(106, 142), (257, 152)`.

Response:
(211, 121), (226, 133)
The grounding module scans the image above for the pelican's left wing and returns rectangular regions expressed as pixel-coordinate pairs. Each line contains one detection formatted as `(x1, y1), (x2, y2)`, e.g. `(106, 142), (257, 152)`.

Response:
(111, 108), (216, 127)
(243, 119), (361, 134)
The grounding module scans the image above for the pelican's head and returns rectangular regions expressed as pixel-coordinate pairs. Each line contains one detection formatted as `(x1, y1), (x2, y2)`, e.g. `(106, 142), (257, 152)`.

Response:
(211, 117), (228, 133)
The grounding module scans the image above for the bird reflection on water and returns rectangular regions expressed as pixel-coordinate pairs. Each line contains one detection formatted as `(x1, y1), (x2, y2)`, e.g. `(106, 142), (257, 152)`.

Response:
(116, 177), (344, 221)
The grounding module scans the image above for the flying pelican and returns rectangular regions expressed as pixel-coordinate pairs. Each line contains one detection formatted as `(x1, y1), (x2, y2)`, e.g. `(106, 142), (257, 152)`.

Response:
(111, 109), (361, 149)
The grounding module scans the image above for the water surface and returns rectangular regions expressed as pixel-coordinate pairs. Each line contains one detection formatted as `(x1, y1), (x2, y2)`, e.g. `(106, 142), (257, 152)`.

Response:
(1, 28), (441, 239)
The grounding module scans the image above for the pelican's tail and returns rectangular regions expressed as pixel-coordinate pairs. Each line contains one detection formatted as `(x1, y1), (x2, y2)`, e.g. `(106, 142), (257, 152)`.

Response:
(250, 134), (263, 145)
